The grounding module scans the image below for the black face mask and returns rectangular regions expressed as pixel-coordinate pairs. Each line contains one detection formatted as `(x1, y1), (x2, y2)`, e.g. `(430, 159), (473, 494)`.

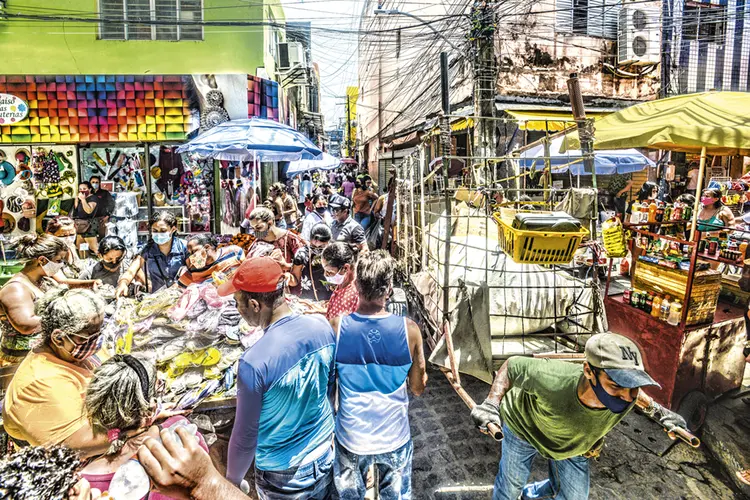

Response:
(102, 257), (124, 271)
(315, 207), (327, 215)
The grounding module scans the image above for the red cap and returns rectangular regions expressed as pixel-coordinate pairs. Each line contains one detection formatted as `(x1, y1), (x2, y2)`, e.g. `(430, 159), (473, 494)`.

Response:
(217, 257), (284, 296)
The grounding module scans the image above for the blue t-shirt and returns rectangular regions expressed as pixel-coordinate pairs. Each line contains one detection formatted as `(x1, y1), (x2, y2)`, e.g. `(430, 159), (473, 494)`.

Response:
(139, 237), (188, 292)
(227, 314), (335, 481)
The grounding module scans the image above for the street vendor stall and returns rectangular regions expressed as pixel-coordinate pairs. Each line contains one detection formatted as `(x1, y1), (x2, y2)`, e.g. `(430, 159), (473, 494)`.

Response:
(568, 92), (750, 428)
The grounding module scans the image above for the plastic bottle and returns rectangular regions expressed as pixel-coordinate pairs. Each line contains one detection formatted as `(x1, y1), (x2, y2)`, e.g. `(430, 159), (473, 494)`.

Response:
(640, 203), (650, 224)
(667, 301), (682, 325)
(630, 202), (641, 224)
(656, 202), (664, 223)
(648, 201), (657, 223)
(671, 202), (682, 221)
(663, 204), (672, 222)
(660, 295), (671, 322)
(107, 421), (199, 500)
(651, 295), (662, 318)
(740, 241), (748, 259)
(645, 292), (654, 314)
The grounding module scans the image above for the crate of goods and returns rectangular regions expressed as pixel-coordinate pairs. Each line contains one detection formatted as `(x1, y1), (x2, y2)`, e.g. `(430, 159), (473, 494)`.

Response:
(491, 209), (589, 265)
(633, 261), (721, 325)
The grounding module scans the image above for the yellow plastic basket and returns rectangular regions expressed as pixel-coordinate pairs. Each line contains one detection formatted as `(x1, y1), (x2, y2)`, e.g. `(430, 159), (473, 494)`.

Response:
(491, 212), (589, 264)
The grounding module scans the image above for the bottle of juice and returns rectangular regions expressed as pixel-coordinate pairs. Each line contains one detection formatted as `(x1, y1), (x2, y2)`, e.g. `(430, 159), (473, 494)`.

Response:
(651, 295), (662, 318)
(648, 201), (657, 223)
(667, 301), (682, 325)
(641, 203), (650, 224)
(660, 295), (671, 321)
(656, 202), (664, 223)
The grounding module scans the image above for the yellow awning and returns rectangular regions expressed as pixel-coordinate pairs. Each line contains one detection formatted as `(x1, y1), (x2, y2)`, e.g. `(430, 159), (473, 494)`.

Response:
(505, 110), (609, 132)
(562, 92), (750, 155)
(430, 117), (476, 135)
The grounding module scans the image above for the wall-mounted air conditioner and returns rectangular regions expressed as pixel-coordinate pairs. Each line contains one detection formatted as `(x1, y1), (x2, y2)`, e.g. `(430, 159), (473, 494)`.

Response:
(278, 42), (305, 70)
(618, 5), (660, 65)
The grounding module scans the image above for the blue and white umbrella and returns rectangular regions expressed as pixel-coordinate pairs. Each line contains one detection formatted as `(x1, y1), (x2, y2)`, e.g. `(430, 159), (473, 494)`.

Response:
(517, 136), (655, 175)
(177, 118), (322, 162)
(287, 152), (341, 175)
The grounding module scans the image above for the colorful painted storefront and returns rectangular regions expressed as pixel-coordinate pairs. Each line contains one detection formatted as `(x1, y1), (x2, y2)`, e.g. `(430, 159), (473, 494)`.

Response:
(0, 73), (285, 244)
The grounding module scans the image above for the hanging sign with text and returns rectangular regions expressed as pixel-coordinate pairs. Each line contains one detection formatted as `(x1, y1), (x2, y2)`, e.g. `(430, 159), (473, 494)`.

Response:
(0, 94), (29, 125)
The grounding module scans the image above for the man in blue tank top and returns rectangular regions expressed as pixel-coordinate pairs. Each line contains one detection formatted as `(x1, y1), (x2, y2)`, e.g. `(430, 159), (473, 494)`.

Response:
(218, 257), (336, 499)
(330, 250), (427, 499)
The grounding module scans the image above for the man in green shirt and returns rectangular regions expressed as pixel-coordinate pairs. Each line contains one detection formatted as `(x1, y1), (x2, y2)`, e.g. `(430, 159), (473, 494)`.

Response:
(471, 333), (687, 500)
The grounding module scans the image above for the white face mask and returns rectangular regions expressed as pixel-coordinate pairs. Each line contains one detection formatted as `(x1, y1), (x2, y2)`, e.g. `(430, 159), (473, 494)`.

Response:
(327, 271), (346, 285)
(41, 258), (65, 277)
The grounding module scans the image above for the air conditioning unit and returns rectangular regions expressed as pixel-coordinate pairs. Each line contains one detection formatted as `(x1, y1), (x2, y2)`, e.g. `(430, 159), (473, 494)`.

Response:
(618, 5), (660, 65)
(278, 42), (305, 70)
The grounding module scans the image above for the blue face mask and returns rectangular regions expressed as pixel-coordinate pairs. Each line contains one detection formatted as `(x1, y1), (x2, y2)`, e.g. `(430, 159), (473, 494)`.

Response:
(152, 232), (173, 245)
(589, 369), (632, 414)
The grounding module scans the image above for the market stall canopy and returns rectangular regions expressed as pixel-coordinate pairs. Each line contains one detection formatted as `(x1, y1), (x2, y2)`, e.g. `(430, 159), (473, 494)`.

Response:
(504, 110), (609, 132)
(517, 136), (655, 175)
(177, 118), (323, 161)
(287, 152), (341, 174)
(563, 92), (750, 155)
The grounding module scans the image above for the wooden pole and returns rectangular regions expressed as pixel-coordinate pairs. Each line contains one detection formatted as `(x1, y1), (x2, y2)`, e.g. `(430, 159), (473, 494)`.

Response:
(441, 368), (503, 441)
(689, 146), (708, 241)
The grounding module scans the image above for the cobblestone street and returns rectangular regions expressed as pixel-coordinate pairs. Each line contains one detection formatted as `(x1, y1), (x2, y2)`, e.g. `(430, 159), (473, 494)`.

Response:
(409, 364), (746, 500)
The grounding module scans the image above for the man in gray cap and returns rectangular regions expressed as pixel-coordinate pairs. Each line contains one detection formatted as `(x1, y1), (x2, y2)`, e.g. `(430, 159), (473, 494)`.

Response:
(329, 194), (368, 252)
(471, 332), (687, 500)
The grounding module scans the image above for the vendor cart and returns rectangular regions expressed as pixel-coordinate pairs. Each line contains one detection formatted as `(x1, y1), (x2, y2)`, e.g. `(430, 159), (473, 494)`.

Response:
(604, 223), (747, 430)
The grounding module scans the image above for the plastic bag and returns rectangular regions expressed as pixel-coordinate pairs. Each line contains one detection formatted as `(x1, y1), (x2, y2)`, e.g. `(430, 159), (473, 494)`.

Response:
(602, 217), (628, 258)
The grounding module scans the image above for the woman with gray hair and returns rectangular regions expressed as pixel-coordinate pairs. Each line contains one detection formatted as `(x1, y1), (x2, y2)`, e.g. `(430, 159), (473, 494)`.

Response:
(80, 354), (207, 498)
(246, 206), (304, 270)
(0, 233), (67, 365)
(2, 287), (112, 457)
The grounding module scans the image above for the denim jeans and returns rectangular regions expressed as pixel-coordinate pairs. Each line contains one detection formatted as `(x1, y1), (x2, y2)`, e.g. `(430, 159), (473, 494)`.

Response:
(276, 218), (288, 230)
(255, 444), (335, 500)
(334, 439), (413, 500)
(493, 424), (590, 500)
(354, 212), (371, 231)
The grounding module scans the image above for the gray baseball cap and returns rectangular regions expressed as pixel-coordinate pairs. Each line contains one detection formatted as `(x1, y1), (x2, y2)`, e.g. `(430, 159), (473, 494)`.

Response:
(585, 333), (661, 389)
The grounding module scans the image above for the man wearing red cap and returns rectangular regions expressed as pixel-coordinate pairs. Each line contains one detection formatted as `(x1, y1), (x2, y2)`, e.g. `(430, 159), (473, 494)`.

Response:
(218, 257), (336, 499)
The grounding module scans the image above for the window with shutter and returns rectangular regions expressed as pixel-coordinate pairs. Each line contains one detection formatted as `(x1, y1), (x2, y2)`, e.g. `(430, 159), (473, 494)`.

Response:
(155, 0), (178, 40)
(179, 0), (203, 40)
(100, 0), (125, 40)
(98, 0), (202, 40)
(587, 0), (605, 37)
(556, 0), (574, 34)
(601, 0), (620, 39)
(126, 0), (152, 40)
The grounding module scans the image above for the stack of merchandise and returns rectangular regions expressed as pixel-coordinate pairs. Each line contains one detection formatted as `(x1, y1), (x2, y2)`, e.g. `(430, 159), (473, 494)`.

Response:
(633, 260), (721, 326)
(103, 283), (262, 410)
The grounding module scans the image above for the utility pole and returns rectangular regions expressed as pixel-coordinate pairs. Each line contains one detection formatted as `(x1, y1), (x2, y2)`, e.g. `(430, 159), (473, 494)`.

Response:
(567, 73), (597, 239)
(471, 1), (497, 179)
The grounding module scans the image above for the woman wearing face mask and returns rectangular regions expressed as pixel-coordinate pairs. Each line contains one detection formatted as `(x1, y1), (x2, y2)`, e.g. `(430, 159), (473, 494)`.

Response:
(246, 207), (304, 270)
(80, 354), (207, 498)
(2, 288), (114, 458)
(79, 236), (138, 289)
(352, 175), (379, 231)
(696, 188), (735, 233)
(290, 224), (333, 303)
(0, 234), (67, 365)
(45, 217), (103, 290)
(177, 233), (244, 288)
(321, 241), (360, 321)
(300, 193), (333, 242)
(116, 211), (188, 297)
(73, 181), (100, 255)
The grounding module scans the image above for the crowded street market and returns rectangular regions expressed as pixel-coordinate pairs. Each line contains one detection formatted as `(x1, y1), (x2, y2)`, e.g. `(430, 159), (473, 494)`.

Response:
(1, 1), (750, 499)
